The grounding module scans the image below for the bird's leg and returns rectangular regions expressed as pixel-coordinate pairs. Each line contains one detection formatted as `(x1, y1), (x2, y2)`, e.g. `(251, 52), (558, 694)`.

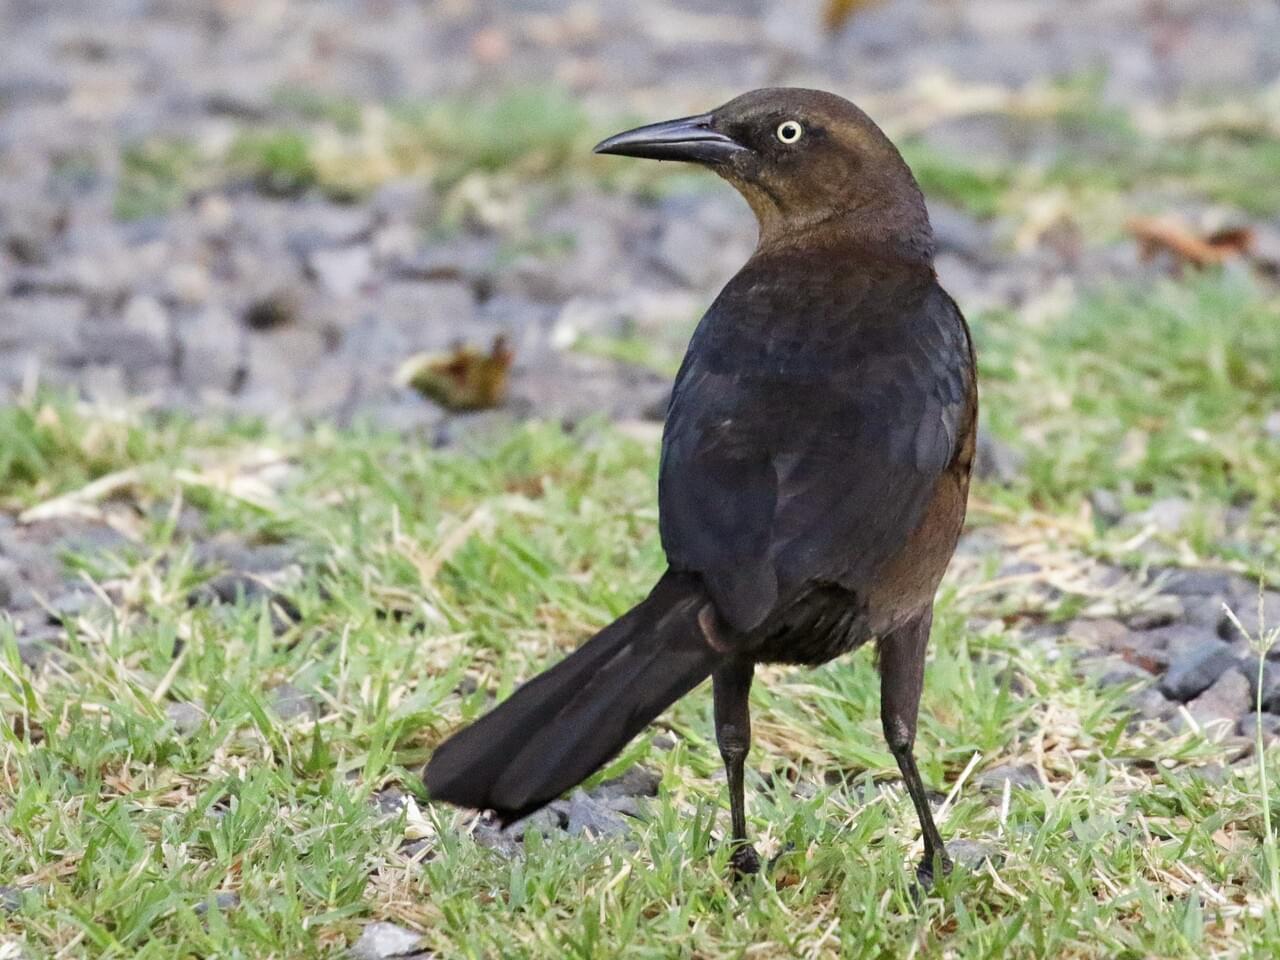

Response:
(712, 657), (758, 876)
(878, 610), (951, 887)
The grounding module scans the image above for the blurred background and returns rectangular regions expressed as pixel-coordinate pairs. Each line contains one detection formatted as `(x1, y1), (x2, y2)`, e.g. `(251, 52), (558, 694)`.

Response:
(2, 0), (1278, 435)
(5, 5), (1280, 954)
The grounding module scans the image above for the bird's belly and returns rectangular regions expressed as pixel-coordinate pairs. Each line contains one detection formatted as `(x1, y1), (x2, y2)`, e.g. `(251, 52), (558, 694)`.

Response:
(745, 583), (874, 665)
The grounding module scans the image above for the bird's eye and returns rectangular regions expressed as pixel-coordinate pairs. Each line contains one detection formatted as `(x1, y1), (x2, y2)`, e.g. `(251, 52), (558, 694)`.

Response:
(775, 120), (803, 144)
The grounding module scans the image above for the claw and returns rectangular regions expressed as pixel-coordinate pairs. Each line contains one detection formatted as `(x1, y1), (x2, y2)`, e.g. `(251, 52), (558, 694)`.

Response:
(728, 843), (761, 878)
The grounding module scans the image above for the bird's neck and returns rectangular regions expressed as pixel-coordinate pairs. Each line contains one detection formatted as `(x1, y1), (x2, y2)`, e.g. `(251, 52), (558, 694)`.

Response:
(754, 198), (935, 266)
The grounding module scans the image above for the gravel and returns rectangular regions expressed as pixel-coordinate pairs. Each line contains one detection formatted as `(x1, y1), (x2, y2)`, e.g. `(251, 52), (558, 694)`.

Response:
(1159, 641), (1241, 702)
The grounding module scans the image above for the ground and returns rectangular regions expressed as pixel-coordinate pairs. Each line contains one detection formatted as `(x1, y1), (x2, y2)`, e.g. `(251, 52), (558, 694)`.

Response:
(2, 1), (1280, 958)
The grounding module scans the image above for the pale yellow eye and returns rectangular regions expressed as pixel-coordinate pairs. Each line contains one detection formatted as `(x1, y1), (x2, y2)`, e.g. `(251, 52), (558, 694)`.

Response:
(776, 120), (803, 144)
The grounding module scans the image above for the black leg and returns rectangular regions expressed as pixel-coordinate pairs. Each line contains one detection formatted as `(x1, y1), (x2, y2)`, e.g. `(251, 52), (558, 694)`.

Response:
(878, 609), (951, 886)
(713, 657), (758, 876)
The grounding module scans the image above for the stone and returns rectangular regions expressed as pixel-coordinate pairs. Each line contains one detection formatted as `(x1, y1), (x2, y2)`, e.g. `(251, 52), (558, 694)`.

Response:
(1239, 712), (1280, 742)
(591, 765), (661, 801)
(946, 839), (1003, 870)
(1155, 567), (1251, 598)
(1133, 498), (1193, 534)
(1125, 686), (1174, 722)
(559, 789), (630, 839)
(1185, 669), (1250, 732)
(194, 891), (240, 915)
(1244, 660), (1280, 713)
(1125, 595), (1183, 631)
(166, 701), (205, 736)
(269, 683), (319, 721)
(243, 293), (299, 332)
(307, 245), (374, 298)
(1088, 489), (1125, 527)
(653, 219), (717, 289)
(349, 922), (425, 960)
(1219, 592), (1280, 647)
(177, 306), (245, 393)
(973, 763), (1042, 791)
(1080, 654), (1151, 688)
(1, 884), (26, 912)
(973, 430), (1024, 485)
(0, 555), (21, 608)
(1159, 640), (1239, 702)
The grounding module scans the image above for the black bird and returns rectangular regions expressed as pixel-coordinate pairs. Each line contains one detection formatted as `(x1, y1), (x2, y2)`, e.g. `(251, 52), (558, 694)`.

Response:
(425, 88), (978, 883)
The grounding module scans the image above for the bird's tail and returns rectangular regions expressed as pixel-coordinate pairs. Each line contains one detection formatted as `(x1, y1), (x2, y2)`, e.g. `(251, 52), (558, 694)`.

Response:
(424, 570), (718, 823)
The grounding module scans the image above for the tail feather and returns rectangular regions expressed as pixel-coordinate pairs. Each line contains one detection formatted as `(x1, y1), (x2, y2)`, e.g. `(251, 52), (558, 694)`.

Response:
(424, 571), (718, 823)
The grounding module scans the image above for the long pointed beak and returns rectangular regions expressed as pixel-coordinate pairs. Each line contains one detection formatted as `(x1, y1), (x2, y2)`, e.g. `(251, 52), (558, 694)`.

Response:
(593, 112), (745, 165)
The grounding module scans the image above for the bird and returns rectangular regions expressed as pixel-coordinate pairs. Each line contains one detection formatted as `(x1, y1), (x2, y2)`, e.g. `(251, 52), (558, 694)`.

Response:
(424, 87), (978, 884)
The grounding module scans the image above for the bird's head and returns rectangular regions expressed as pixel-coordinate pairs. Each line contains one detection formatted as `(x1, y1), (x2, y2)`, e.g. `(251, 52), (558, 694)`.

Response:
(595, 87), (932, 260)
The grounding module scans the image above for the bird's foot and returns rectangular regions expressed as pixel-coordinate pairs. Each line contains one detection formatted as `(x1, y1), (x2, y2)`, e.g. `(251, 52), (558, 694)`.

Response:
(913, 851), (953, 891)
(728, 843), (761, 878)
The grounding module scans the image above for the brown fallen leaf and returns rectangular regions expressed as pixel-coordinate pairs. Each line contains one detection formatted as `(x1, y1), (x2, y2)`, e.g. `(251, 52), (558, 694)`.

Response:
(1127, 215), (1254, 269)
(822, 0), (883, 33)
(398, 335), (514, 411)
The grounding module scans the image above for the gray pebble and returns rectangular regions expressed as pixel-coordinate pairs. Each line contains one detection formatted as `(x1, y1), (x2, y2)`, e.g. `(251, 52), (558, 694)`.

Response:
(1185, 669), (1251, 731)
(973, 763), (1042, 791)
(166, 701), (205, 736)
(591, 765), (661, 801)
(194, 891), (240, 915)
(349, 922), (425, 960)
(1159, 641), (1240, 702)
(973, 430), (1024, 485)
(1239, 711), (1280, 741)
(946, 839), (1003, 870)
(269, 683), (319, 721)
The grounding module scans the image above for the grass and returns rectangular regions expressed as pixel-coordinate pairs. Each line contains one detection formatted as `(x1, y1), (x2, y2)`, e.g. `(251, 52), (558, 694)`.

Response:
(4, 262), (1280, 957)
(16, 68), (1280, 958)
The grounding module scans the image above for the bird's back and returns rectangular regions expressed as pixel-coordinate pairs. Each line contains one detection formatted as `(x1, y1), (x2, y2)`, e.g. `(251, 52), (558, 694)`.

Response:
(659, 244), (976, 653)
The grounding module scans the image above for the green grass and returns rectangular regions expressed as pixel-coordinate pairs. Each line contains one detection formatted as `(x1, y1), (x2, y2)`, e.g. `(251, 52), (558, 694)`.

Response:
(4, 265), (1280, 956)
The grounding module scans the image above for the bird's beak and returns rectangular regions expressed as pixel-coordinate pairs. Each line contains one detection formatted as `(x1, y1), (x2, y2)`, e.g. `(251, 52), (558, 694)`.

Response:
(593, 112), (745, 165)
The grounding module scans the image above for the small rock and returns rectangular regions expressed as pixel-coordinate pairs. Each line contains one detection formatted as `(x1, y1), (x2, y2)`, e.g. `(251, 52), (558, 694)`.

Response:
(1133, 498), (1193, 534)
(17, 625), (66, 668)
(166, 701), (205, 736)
(1219, 592), (1280, 647)
(973, 430), (1024, 485)
(1080, 654), (1151, 688)
(1, 885), (24, 912)
(1155, 567), (1251, 598)
(1239, 711), (1280, 741)
(243, 293), (298, 331)
(349, 921), (424, 960)
(973, 763), (1042, 791)
(194, 891), (240, 915)
(1265, 410), (1280, 441)
(269, 683), (319, 721)
(307, 245), (373, 298)
(946, 838), (1002, 870)
(1125, 685), (1175, 721)
(560, 789), (630, 839)
(1125, 595), (1183, 631)
(373, 786), (408, 816)
(0, 555), (21, 608)
(1182, 594), (1230, 632)
(1159, 640), (1239, 702)
(1245, 660), (1280, 712)
(591, 765), (661, 801)
(1185, 669), (1251, 732)
(1088, 489), (1125, 526)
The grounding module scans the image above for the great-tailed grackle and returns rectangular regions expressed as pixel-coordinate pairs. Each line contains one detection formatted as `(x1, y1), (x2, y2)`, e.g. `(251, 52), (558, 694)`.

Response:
(425, 88), (978, 883)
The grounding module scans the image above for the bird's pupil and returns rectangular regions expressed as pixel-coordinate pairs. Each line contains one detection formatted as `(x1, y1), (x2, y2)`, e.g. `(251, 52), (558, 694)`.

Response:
(778, 121), (802, 143)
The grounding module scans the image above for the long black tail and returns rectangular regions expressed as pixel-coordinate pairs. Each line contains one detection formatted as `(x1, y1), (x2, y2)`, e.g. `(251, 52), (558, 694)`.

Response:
(424, 570), (719, 823)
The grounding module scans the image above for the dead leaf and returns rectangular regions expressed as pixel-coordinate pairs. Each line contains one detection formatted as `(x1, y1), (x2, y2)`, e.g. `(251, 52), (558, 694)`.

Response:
(823, 0), (883, 32)
(1127, 216), (1254, 269)
(397, 335), (513, 411)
